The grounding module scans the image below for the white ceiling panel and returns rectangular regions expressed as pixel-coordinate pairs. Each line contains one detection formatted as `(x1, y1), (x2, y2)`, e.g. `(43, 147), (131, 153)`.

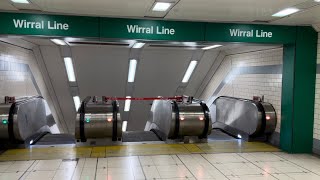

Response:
(31, 0), (154, 17)
(71, 46), (129, 97)
(167, 0), (306, 22)
(0, 1), (17, 10)
(22, 37), (55, 46)
(273, 6), (320, 25)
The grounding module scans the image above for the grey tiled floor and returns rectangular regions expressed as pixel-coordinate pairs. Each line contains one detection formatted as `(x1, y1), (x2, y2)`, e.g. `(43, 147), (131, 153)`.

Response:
(0, 152), (320, 180)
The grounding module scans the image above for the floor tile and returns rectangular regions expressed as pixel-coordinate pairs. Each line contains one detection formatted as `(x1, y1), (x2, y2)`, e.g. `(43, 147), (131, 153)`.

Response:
(25, 170), (56, 179)
(0, 171), (24, 180)
(32, 159), (62, 171)
(11, 161), (34, 172)
(53, 169), (75, 180)
(285, 172), (320, 180)
(142, 165), (160, 179)
(203, 153), (248, 164)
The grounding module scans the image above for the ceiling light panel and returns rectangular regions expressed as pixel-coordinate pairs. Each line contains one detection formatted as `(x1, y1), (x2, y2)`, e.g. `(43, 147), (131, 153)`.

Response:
(272, 8), (299, 17)
(11, 0), (29, 4)
(124, 96), (131, 112)
(73, 96), (81, 111)
(122, 121), (128, 132)
(51, 39), (67, 46)
(152, 2), (172, 11)
(182, 60), (198, 83)
(128, 59), (137, 83)
(64, 57), (76, 82)
(132, 42), (145, 48)
(202, 45), (223, 50)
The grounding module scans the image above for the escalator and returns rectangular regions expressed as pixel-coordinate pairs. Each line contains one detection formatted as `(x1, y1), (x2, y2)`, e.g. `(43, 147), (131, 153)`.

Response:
(122, 131), (162, 142)
(211, 96), (277, 141)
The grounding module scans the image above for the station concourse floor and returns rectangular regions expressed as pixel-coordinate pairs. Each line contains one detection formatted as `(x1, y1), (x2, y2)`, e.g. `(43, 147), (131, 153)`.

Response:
(0, 141), (320, 180)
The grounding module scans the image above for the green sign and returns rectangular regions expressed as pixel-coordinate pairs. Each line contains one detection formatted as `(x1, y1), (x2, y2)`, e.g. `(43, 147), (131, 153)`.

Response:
(0, 12), (99, 37)
(205, 23), (296, 44)
(100, 18), (205, 41)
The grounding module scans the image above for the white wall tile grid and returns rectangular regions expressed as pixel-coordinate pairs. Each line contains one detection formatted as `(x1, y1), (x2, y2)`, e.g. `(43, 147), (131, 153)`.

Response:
(203, 48), (283, 133)
(0, 44), (38, 103)
(314, 34), (320, 140)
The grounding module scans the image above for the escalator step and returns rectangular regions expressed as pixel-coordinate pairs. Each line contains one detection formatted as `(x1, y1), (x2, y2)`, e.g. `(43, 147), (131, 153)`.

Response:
(122, 131), (162, 142)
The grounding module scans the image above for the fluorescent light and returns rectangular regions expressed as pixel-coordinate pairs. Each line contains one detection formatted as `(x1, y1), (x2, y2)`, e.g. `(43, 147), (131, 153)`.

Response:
(122, 121), (128, 132)
(237, 134), (242, 139)
(73, 96), (81, 111)
(182, 60), (198, 83)
(11, 0), (29, 4)
(51, 39), (66, 46)
(202, 45), (222, 50)
(128, 59), (137, 82)
(132, 42), (145, 49)
(124, 96), (131, 112)
(272, 8), (299, 17)
(315, 0), (320, 2)
(152, 2), (172, 11)
(64, 57), (76, 82)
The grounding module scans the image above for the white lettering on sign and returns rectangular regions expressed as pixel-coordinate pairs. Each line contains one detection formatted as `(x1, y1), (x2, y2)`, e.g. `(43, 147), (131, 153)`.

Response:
(126, 25), (175, 35)
(229, 29), (272, 38)
(13, 19), (69, 30)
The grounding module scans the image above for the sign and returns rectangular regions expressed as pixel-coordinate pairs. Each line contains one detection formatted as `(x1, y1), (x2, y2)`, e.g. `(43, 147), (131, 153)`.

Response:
(0, 12), (300, 44)
(205, 23), (296, 44)
(0, 12), (99, 37)
(100, 18), (206, 41)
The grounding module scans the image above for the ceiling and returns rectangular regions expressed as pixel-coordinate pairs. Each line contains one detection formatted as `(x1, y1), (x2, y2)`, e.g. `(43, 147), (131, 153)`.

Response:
(0, 0), (320, 27)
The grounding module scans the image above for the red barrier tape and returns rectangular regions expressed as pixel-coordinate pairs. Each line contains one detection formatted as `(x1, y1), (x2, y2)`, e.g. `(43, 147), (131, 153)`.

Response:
(103, 96), (183, 101)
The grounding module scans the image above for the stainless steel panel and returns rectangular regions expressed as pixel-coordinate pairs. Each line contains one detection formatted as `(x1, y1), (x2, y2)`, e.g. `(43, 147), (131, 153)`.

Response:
(14, 97), (51, 141)
(149, 100), (175, 137)
(149, 100), (211, 138)
(261, 102), (277, 134)
(214, 97), (262, 136)
(0, 104), (10, 139)
(179, 105), (206, 136)
(75, 102), (122, 139)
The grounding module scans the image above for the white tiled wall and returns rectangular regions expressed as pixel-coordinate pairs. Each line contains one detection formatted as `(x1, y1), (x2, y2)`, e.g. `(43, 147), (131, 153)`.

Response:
(203, 48), (283, 133)
(0, 43), (38, 103)
(313, 34), (320, 140)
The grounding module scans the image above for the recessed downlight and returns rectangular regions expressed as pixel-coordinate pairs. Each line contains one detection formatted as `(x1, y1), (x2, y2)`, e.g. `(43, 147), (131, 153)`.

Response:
(11, 0), (29, 4)
(272, 8), (299, 17)
(51, 39), (67, 46)
(202, 45), (222, 50)
(152, 2), (172, 11)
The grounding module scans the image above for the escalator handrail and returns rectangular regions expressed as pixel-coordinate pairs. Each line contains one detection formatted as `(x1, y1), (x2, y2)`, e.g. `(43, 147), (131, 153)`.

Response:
(79, 96), (91, 142)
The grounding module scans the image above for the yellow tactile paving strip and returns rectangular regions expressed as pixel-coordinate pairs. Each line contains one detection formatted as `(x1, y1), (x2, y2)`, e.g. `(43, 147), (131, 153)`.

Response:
(0, 141), (279, 161)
